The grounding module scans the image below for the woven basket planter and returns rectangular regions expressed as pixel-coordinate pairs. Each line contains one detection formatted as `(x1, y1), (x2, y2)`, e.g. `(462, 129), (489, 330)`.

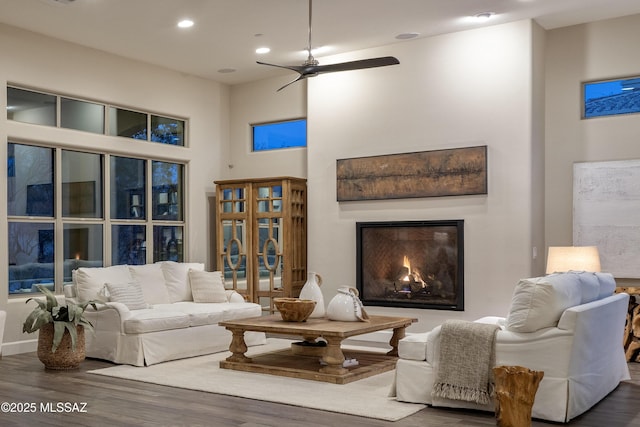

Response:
(37, 323), (85, 370)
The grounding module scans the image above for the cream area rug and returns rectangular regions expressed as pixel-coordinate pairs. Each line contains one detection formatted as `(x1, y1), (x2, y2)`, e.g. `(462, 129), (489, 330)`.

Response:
(88, 338), (425, 421)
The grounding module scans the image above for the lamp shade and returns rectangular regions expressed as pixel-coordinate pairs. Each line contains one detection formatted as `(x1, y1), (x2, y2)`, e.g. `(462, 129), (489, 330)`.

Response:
(545, 246), (601, 274)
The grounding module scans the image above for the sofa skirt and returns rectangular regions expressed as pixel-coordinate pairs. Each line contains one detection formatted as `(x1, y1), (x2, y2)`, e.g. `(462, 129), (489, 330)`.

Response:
(86, 324), (266, 366)
(393, 358), (574, 423)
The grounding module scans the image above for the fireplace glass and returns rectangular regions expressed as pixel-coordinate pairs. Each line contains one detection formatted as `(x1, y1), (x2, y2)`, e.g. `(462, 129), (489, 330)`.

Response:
(356, 220), (464, 310)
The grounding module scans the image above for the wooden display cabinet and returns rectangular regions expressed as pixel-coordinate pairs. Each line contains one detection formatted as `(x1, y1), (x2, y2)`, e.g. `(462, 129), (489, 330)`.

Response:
(214, 177), (307, 313)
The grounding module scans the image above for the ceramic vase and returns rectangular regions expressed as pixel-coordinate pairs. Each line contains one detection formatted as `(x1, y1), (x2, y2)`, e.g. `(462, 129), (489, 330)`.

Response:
(299, 272), (325, 318)
(326, 286), (369, 322)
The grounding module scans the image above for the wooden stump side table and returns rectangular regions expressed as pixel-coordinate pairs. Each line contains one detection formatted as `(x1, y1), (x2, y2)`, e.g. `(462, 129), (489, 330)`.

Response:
(493, 365), (544, 427)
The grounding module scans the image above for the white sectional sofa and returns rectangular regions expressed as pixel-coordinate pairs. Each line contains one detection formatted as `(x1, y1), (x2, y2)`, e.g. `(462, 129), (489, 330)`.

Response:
(393, 271), (630, 423)
(64, 261), (266, 366)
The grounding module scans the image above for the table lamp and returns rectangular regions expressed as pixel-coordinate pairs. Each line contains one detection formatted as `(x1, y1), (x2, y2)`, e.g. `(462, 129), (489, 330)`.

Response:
(545, 246), (601, 274)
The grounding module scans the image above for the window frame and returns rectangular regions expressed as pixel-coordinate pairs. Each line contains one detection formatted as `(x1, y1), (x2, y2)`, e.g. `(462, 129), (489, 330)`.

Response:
(7, 85), (187, 146)
(251, 118), (307, 152)
(7, 144), (187, 297)
(582, 76), (640, 119)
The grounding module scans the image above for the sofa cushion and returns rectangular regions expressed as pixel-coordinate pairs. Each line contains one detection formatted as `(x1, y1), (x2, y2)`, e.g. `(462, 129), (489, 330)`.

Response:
(505, 274), (582, 332)
(157, 302), (227, 327)
(221, 302), (263, 321)
(128, 264), (171, 304)
(160, 261), (205, 302)
(122, 310), (191, 334)
(104, 282), (148, 310)
(188, 270), (227, 303)
(75, 265), (133, 304)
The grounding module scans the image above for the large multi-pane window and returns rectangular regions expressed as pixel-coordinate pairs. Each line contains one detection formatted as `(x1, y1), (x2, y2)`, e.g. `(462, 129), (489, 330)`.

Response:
(7, 86), (189, 295)
(8, 143), (186, 294)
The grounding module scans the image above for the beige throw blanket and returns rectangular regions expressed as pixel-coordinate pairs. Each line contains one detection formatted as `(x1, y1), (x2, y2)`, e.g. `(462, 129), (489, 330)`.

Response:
(431, 319), (500, 405)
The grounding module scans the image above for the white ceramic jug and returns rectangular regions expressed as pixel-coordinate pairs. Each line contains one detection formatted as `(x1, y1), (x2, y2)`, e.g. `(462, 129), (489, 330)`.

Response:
(326, 286), (369, 322)
(299, 272), (325, 318)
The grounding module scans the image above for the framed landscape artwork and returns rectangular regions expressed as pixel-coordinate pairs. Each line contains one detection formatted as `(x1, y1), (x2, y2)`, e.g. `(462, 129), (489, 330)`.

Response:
(336, 146), (487, 202)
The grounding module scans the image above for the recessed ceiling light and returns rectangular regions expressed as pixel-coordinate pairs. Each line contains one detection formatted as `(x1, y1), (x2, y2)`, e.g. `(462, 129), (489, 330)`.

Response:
(177, 19), (194, 28)
(473, 12), (495, 22)
(218, 68), (236, 74)
(396, 32), (420, 40)
(256, 47), (271, 54)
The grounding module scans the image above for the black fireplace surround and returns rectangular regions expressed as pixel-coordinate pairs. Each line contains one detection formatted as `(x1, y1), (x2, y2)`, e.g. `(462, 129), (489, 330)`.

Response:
(356, 220), (464, 311)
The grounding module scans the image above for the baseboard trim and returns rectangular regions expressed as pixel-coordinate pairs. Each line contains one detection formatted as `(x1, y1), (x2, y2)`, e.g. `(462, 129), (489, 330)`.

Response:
(2, 339), (37, 356)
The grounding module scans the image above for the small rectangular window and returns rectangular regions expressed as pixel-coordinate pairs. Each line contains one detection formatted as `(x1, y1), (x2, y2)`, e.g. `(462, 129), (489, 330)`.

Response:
(61, 98), (105, 134)
(8, 222), (55, 294)
(63, 224), (104, 284)
(108, 107), (147, 139)
(153, 225), (183, 262)
(8, 144), (55, 217)
(112, 224), (146, 265)
(151, 115), (185, 146)
(7, 87), (56, 126)
(62, 150), (103, 218)
(252, 119), (306, 151)
(583, 77), (640, 118)
(110, 156), (146, 220)
(152, 161), (183, 221)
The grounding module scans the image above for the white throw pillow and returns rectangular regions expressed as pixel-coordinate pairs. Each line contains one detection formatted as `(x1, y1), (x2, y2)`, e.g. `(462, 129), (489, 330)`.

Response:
(188, 270), (228, 303)
(160, 261), (205, 302)
(595, 272), (616, 298)
(74, 265), (133, 304)
(505, 275), (582, 333)
(128, 264), (171, 304)
(104, 282), (148, 310)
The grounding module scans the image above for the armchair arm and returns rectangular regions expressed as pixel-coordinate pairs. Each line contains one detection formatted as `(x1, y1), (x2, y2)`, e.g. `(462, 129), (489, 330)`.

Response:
(400, 316), (508, 362)
(83, 302), (133, 334)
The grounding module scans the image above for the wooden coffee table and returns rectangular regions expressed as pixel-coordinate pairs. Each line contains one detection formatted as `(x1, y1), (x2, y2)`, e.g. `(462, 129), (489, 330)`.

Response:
(219, 314), (416, 384)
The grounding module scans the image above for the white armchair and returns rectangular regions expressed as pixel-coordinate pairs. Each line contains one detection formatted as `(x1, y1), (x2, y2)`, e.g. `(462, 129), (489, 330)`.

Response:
(393, 272), (630, 423)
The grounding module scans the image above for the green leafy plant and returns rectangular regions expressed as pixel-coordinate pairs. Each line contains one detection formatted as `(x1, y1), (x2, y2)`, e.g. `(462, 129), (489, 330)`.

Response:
(22, 284), (101, 353)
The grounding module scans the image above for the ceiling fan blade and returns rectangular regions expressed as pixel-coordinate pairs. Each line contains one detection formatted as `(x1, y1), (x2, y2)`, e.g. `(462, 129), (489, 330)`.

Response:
(258, 0), (400, 91)
(311, 56), (400, 74)
(276, 74), (308, 92)
(256, 61), (306, 74)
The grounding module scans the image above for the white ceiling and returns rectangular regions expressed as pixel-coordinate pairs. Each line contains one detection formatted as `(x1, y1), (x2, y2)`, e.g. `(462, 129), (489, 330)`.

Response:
(2, 0), (640, 86)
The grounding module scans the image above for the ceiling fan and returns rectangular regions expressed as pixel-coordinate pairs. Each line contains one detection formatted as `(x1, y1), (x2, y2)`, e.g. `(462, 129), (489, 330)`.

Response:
(257, 0), (400, 91)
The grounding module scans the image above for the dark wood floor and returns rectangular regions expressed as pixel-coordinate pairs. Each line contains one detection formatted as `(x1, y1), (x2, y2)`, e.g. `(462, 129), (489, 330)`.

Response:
(0, 352), (639, 427)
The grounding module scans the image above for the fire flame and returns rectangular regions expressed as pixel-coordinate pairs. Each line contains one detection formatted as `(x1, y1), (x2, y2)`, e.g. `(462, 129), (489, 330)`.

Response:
(400, 255), (427, 288)
(401, 255), (411, 282)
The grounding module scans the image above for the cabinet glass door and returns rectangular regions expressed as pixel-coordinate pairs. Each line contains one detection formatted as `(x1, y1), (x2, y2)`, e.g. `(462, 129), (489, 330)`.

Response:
(221, 219), (248, 295)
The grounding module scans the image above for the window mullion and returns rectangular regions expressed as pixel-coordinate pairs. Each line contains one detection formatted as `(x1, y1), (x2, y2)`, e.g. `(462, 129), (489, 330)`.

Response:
(146, 158), (153, 264)
(104, 154), (112, 266)
(54, 148), (63, 292)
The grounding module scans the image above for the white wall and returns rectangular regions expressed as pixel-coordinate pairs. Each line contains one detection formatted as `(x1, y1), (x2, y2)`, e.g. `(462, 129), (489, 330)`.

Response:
(225, 75), (307, 180)
(545, 14), (640, 286)
(0, 24), (229, 353)
(307, 20), (543, 333)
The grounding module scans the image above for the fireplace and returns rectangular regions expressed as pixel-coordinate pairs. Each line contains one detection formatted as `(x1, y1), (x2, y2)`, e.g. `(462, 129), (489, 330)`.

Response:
(356, 220), (464, 310)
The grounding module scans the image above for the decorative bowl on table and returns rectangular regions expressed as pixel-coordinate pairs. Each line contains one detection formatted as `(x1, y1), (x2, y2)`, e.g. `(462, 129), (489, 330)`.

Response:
(274, 298), (317, 322)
